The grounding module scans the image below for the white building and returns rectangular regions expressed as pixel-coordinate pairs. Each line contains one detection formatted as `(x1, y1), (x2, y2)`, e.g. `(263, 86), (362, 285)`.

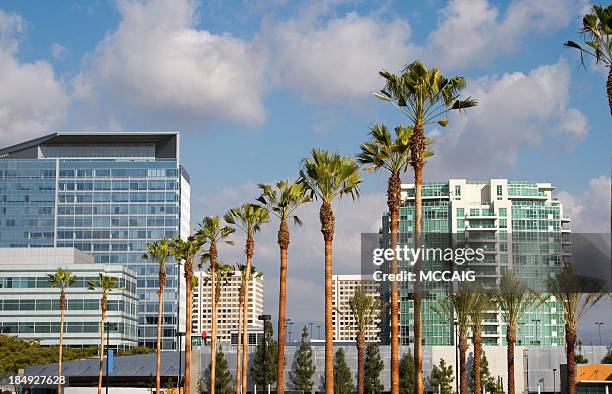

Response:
(192, 269), (264, 343)
(332, 274), (381, 342)
(0, 247), (138, 349)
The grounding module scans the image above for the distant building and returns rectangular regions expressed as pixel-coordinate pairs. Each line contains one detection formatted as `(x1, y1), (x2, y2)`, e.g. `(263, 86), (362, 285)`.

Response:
(0, 132), (191, 349)
(0, 247), (138, 349)
(332, 274), (381, 342)
(192, 269), (264, 344)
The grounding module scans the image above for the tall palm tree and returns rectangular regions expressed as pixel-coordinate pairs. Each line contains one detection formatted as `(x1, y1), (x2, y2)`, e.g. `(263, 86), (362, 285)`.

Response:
(299, 149), (362, 393)
(203, 262), (235, 307)
(433, 286), (476, 394)
(496, 271), (540, 394)
(348, 286), (381, 394)
(565, 4), (612, 115)
(48, 268), (76, 394)
(376, 61), (476, 394)
(87, 274), (119, 394)
(547, 265), (604, 394)
(357, 123), (411, 393)
(466, 285), (494, 394)
(170, 235), (203, 394)
(197, 216), (235, 394)
(224, 204), (268, 394)
(142, 238), (171, 394)
(234, 264), (261, 394)
(257, 180), (310, 393)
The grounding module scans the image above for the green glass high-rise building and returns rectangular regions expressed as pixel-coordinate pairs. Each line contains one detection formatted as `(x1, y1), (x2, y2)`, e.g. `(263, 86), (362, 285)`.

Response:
(380, 179), (569, 347)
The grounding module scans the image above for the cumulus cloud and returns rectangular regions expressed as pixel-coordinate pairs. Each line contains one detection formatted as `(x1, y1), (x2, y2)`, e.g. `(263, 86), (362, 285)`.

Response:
(558, 176), (611, 233)
(428, 59), (589, 178)
(74, 0), (268, 129)
(0, 10), (68, 145)
(428, 0), (579, 69)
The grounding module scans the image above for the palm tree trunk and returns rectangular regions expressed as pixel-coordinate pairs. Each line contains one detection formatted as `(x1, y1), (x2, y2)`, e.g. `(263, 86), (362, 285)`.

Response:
(98, 305), (106, 394)
(210, 264), (218, 394)
(242, 255), (252, 394)
(607, 65), (612, 116)
(58, 288), (65, 394)
(388, 172), (400, 394)
(507, 323), (516, 394)
(276, 227), (289, 394)
(185, 268), (193, 394)
(459, 334), (468, 394)
(156, 287), (164, 394)
(357, 332), (366, 394)
(413, 166), (424, 394)
(472, 326), (482, 394)
(324, 236), (334, 394)
(566, 323), (577, 394)
(235, 298), (243, 394)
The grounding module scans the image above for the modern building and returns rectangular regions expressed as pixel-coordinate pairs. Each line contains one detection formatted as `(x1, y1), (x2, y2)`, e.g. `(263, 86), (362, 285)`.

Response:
(0, 247), (138, 349)
(192, 269), (264, 344)
(0, 132), (190, 349)
(332, 274), (381, 342)
(380, 179), (569, 347)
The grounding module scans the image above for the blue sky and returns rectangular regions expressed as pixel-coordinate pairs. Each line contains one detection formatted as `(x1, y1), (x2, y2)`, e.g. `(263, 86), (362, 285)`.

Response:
(0, 0), (610, 341)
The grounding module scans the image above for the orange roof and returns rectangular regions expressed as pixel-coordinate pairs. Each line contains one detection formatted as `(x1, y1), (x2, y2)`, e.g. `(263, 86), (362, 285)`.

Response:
(577, 364), (612, 382)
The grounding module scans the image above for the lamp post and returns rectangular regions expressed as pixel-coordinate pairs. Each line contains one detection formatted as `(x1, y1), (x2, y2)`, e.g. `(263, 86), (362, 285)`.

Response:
(532, 319), (541, 345)
(553, 368), (557, 394)
(258, 314), (272, 393)
(596, 322), (604, 346)
(317, 324), (321, 340)
(105, 321), (111, 394)
(309, 322), (314, 340)
(286, 319), (293, 343)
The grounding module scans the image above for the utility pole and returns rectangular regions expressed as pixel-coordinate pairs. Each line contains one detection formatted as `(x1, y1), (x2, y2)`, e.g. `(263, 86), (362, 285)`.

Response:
(596, 322), (604, 346)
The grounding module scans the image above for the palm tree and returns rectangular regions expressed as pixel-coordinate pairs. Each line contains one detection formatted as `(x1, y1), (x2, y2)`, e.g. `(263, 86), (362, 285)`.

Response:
(203, 262), (235, 307)
(433, 286), (476, 394)
(357, 123), (411, 393)
(142, 238), (171, 394)
(234, 264), (261, 394)
(48, 268), (76, 394)
(170, 235), (203, 394)
(224, 204), (268, 394)
(565, 4), (612, 115)
(348, 286), (381, 394)
(197, 216), (235, 394)
(257, 180), (310, 393)
(299, 149), (362, 393)
(376, 61), (476, 394)
(87, 274), (119, 394)
(548, 265), (605, 394)
(466, 285), (494, 394)
(496, 271), (540, 394)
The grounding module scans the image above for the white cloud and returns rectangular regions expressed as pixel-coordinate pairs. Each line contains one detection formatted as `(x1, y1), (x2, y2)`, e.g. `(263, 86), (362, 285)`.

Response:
(558, 176), (611, 233)
(428, 59), (588, 178)
(428, 0), (579, 69)
(50, 42), (68, 60)
(74, 0), (268, 129)
(0, 10), (68, 145)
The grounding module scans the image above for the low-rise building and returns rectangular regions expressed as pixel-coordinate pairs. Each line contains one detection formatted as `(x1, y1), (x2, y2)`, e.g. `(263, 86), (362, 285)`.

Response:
(0, 247), (138, 349)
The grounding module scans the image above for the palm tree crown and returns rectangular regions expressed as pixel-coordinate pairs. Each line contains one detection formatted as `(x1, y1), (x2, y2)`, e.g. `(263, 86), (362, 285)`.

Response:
(565, 5), (612, 67)
(48, 268), (76, 299)
(224, 204), (269, 245)
(257, 180), (310, 226)
(357, 123), (412, 175)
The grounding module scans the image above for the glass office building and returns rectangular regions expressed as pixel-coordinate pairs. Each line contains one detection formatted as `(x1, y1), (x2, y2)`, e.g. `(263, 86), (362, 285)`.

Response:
(0, 132), (190, 349)
(380, 179), (569, 347)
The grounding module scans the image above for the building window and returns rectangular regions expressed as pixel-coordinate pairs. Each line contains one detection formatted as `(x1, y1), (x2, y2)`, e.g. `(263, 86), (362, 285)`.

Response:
(454, 185), (461, 199)
(496, 185), (503, 200)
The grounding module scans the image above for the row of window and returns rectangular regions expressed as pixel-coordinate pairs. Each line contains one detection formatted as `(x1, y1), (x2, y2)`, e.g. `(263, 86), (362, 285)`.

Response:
(58, 216), (178, 227)
(58, 180), (177, 191)
(0, 321), (137, 336)
(0, 276), (135, 292)
(58, 204), (178, 215)
(0, 298), (137, 314)
(58, 168), (178, 178)
(58, 192), (178, 203)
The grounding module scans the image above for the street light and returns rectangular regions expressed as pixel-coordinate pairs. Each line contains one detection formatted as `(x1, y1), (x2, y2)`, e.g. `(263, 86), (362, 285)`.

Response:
(309, 322), (314, 340)
(553, 368), (557, 394)
(317, 324), (321, 340)
(286, 319), (293, 343)
(596, 322), (604, 346)
(258, 314), (272, 393)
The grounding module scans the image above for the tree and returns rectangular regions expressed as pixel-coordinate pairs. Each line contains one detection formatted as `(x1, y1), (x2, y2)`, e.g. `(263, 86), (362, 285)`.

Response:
(205, 352), (234, 394)
(116, 346), (153, 356)
(472, 350), (503, 394)
(142, 238), (171, 394)
(467, 285), (494, 394)
(602, 348), (612, 363)
(376, 60), (476, 394)
(364, 344), (384, 394)
(300, 149), (361, 393)
(291, 326), (316, 392)
(399, 352), (415, 394)
(48, 268), (76, 394)
(548, 264), (605, 394)
(429, 359), (454, 394)
(575, 354), (588, 364)
(357, 123), (411, 394)
(171, 234), (204, 394)
(257, 180), (310, 394)
(197, 217), (235, 394)
(87, 274), (119, 394)
(496, 271), (540, 394)
(249, 320), (278, 388)
(333, 348), (355, 394)
(565, 4), (612, 115)
(224, 203), (268, 394)
(347, 286), (380, 394)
